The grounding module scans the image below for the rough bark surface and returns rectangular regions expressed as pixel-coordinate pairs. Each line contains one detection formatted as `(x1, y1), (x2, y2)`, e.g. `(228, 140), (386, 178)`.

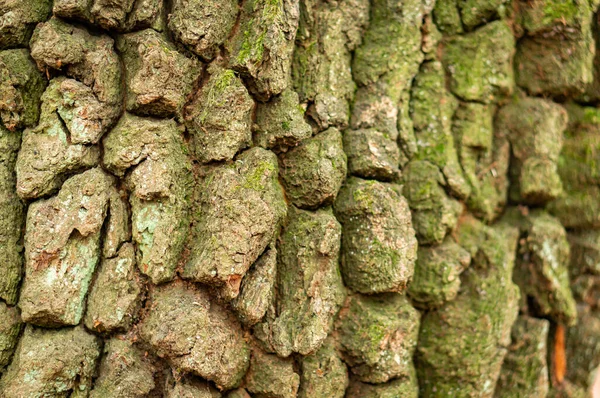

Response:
(0, 0), (599, 397)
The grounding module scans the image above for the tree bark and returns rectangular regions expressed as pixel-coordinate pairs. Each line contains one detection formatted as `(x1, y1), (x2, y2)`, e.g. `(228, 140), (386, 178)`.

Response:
(0, 0), (599, 396)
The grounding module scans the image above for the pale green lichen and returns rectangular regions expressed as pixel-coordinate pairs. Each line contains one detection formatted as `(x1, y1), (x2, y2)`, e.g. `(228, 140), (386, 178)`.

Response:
(0, 326), (101, 397)
(103, 113), (193, 284)
(19, 168), (114, 327)
(84, 243), (143, 333)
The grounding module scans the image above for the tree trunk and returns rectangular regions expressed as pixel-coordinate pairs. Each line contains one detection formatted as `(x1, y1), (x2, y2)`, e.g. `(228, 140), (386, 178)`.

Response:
(0, 0), (599, 396)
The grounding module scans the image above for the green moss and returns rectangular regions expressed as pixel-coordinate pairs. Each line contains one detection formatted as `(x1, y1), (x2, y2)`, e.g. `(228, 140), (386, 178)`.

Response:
(337, 294), (420, 383)
(253, 88), (312, 151)
(334, 177), (417, 294)
(102, 114), (193, 284)
(347, 377), (419, 398)
(214, 69), (236, 91)
(237, 28), (263, 64)
(0, 303), (22, 368)
(352, 0), (425, 95)
(0, 0), (52, 49)
(367, 323), (387, 343)
(19, 168), (113, 327)
(184, 148), (287, 295)
(408, 239), (470, 309)
(199, 69), (239, 123)
(371, 238), (402, 270)
(227, 0), (296, 99)
(236, 0), (281, 65)
(543, 0), (579, 24)
(453, 101), (508, 221)
(298, 339), (348, 398)
(279, 127), (347, 209)
(410, 60), (470, 199)
(180, 142), (189, 156)
(255, 206), (344, 356)
(507, 209), (577, 326)
(564, 309), (600, 390)
(245, 348), (299, 397)
(442, 21), (514, 103)
(496, 316), (550, 397)
(187, 66), (253, 164)
(515, 0), (594, 97)
(417, 216), (520, 397)
(583, 107), (600, 124)
(343, 127), (401, 181)
(549, 185), (600, 229)
(459, 0), (508, 30)
(352, 187), (375, 208)
(401, 160), (462, 245)
(496, 98), (566, 205)
(242, 160), (277, 191)
(0, 326), (100, 397)
(0, 49), (47, 131)
(0, 126), (23, 305)
(433, 0), (463, 35)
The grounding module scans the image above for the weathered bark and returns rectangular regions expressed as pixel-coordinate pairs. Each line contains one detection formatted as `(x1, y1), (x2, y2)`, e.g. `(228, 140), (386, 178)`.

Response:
(0, 0), (599, 396)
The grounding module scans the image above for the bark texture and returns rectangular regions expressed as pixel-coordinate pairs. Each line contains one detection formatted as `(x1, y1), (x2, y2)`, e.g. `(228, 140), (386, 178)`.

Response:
(0, 0), (599, 397)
